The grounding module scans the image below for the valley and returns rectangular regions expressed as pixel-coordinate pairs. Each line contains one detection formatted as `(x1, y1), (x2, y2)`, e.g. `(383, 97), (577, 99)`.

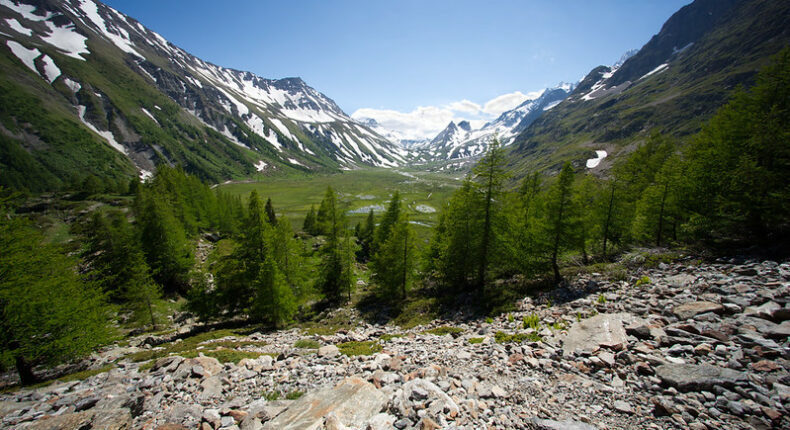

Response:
(217, 168), (461, 235)
(1, 0), (789, 429)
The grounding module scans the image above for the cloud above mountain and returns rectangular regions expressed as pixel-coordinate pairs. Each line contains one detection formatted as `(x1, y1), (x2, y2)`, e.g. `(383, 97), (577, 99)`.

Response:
(351, 90), (545, 141)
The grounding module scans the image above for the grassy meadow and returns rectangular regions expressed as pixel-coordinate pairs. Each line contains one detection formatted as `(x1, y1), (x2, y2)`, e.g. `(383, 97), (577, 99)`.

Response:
(218, 168), (462, 240)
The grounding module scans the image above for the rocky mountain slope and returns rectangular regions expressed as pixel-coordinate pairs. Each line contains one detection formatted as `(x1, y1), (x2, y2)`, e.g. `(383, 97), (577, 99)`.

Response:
(0, 0), (406, 191)
(508, 0), (790, 176)
(1, 256), (788, 429)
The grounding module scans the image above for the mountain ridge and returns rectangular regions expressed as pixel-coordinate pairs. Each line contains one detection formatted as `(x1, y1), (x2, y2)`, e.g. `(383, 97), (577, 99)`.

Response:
(0, 0), (406, 191)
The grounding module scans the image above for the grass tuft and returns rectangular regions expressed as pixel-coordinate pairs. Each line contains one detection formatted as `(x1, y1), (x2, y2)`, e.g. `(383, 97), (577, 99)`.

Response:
(337, 341), (382, 356)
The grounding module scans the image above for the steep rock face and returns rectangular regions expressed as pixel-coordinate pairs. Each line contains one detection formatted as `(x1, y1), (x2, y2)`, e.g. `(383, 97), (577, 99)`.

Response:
(510, 0), (790, 177)
(0, 0), (406, 190)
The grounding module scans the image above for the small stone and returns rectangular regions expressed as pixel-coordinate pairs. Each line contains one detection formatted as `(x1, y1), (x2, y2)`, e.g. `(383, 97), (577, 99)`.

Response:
(694, 344), (712, 355)
(613, 400), (633, 414)
(420, 417), (441, 430)
(318, 345), (340, 357)
(490, 385), (507, 398)
(598, 351), (615, 367)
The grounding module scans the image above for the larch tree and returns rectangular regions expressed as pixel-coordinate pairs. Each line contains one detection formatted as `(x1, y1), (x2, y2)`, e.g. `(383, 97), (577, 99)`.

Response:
(471, 138), (508, 292)
(545, 162), (576, 284)
(1, 204), (112, 385)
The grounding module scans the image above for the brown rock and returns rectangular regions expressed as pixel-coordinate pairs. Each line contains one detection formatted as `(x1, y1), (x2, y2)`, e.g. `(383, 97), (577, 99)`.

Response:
(762, 406), (782, 421)
(420, 417), (441, 430)
(673, 301), (724, 320)
(228, 409), (248, 422)
(751, 360), (781, 372)
(156, 425), (189, 430)
(508, 353), (524, 365)
(22, 411), (95, 430)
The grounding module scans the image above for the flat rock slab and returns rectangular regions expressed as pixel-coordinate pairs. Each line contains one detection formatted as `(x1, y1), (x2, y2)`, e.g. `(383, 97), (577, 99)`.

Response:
(527, 418), (598, 430)
(562, 313), (631, 354)
(655, 363), (748, 392)
(263, 377), (386, 430)
(673, 301), (724, 320)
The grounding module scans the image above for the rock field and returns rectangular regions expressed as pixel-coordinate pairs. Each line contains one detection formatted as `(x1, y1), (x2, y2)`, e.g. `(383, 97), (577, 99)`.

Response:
(1, 257), (788, 429)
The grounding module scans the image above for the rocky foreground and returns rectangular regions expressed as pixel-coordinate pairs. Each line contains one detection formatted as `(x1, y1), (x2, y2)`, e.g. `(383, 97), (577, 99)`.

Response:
(1, 257), (789, 429)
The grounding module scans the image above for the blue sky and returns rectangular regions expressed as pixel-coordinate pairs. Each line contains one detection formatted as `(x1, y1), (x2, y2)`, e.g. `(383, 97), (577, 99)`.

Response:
(103, 0), (690, 139)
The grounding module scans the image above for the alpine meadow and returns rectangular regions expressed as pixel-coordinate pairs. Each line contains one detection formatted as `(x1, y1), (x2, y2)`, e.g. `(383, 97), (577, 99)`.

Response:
(1, 0), (789, 429)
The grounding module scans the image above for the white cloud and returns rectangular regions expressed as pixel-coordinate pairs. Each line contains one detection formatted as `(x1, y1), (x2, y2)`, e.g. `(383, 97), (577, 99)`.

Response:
(352, 106), (456, 141)
(482, 90), (544, 116)
(446, 99), (481, 114)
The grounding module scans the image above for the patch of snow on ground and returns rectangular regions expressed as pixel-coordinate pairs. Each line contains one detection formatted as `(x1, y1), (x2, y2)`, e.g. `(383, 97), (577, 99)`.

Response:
(139, 169), (153, 181)
(76, 105), (127, 154)
(586, 150), (608, 169)
(270, 118), (297, 142)
(41, 21), (89, 60)
(6, 40), (40, 75)
(185, 76), (202, 88)
(215, 87), (249, 116)
(141, 108), (158, 125)
(288, 157), (306, 167)
(40, 55), (60, 83)
(62, 77), (81, 92)
(245, 114), (266, 139)
(221, 126), (247, 148)
(254, 160), (267, 172)
(281, 106), (336, 123)
(1, 0), (51, 21)
(5, 18), (31, 35)
(137, 65), (157, 82)
(640, 63), (669, 80)
(78, 0), (142, 58)
(265, 129), (282, 151)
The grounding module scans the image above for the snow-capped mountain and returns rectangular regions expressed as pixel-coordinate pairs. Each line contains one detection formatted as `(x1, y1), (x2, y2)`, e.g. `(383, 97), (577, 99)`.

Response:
(413, 82), (575, 162)
(0, 0), (406, 187)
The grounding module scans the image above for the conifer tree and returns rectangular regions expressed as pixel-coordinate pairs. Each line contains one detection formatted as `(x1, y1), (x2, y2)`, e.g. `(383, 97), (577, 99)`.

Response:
(356, 209), (376, 261)
(265, 197), (277, 226)
(374, 191), (401, 253)
(680, 48), (790, 240)
(137, 193), (194, 295)
(316, 187), (338, 236)
(427, 180), (483, 292)
(79, 210), (161, 329)
(471, 138), (507, 291)
(303, 205), (318, 235)
(372, 213), (414, 300)
(1, 203), (112, 384)
(315, 186), (353, 303)
(545, 162), (576, 284)
(210, 191), (296, 325)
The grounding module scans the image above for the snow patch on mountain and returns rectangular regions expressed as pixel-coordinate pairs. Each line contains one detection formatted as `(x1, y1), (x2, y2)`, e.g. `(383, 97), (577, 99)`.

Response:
(6, 40), (38, 74)
(76, 105), (127, 155)
(40, 54), (60, 83)
(5, 17), (30, 35)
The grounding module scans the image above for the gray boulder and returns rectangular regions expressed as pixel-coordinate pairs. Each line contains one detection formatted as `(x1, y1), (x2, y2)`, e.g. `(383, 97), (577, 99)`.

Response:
(263, 377), (386, 430)
(655, 363), (748, 392)
(562, 313), (631, 354)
